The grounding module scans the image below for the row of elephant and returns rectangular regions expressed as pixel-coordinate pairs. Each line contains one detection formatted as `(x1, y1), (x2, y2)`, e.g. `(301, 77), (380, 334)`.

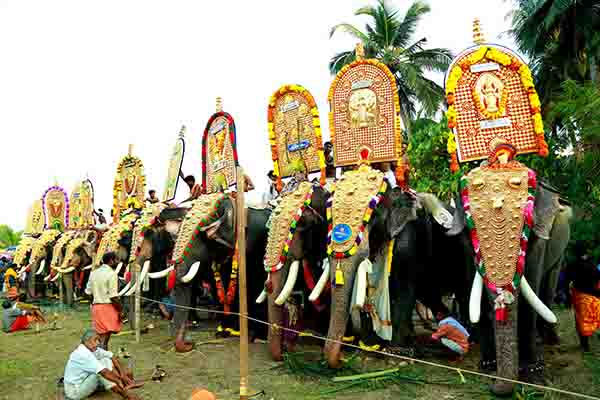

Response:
(14, 173), (572, 384)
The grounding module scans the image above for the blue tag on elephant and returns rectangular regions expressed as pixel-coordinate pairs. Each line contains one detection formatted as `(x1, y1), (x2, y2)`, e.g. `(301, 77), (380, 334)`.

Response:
(332, 224), (352, 244)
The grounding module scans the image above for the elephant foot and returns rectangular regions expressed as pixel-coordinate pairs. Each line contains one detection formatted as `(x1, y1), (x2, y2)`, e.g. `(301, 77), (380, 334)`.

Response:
(520, 362), (545, 385)
(543, 326), (561, 346)
(479, 359), (497, 373)
(489, 381), (514, 397)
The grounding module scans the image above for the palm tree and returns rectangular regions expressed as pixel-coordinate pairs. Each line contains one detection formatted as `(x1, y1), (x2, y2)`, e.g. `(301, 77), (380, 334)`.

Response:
(0, 225), (22, 249)
(329, 0), (452, 130)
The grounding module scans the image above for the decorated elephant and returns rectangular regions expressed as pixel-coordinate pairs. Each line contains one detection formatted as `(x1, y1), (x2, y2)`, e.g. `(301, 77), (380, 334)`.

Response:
(448, 179), (571, 393)
(258, 181), (330, 361)
(322, 166), (466, 368)
(56, 229), (100, 306)
(157, 192), (270, 352)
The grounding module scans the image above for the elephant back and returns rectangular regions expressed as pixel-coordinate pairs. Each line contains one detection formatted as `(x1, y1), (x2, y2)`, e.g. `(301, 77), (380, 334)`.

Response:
(264, 181), (313, 272)
(327, 165), (386, 258)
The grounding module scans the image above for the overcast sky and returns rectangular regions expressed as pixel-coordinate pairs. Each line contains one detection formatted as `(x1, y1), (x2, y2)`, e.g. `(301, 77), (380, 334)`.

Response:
(0, 0), (517, 230)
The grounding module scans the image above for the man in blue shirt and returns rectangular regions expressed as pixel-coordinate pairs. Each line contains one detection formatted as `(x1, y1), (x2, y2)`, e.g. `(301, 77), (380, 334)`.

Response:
(63, 329), (142, 399)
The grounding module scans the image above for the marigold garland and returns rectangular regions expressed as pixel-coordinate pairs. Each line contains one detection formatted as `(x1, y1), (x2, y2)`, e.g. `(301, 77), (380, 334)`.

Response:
(328, 58), (403, 184)
(268, 85), (325, 190)
(461, 168), (536, 301)
(445, 45), (549, 162)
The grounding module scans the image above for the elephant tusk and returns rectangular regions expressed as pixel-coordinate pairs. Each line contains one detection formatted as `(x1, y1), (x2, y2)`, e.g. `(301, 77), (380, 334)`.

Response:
(124, 281), (139, 297)
(82, 264), (93, 271)
(139, 260), (150, 283)
(255, 289), (267, 304)
(60, 266), (75, 274)
(469, 272), (483, 324)
(148, 265), (174, 279)
(354, 259), (372, 309)
(36, 260), (46, 275)
(309, 259), (330, 302)
(50, 272), (61, 282)
(180, 261), (200, 283)
(275, 260), (300, 306)
(118, 281), (132, 296)
(521, 276), (557, 324)
(114, 262), (123, 275)
(44, 273), (52, 281)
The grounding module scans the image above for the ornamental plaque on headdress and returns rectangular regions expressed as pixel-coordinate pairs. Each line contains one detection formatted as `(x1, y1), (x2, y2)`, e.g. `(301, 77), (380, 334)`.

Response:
(113, 145), (146, 222)
(202, 98), (239, 194)
(445, 19), (548, 164)
(24, 200), (45, 235)
(42, 184), (69, 231)
(328, 43), (403, 170)
(268, 85), (325, 189)
(70, 179), (95, 228)
(162, 126), (186, 202)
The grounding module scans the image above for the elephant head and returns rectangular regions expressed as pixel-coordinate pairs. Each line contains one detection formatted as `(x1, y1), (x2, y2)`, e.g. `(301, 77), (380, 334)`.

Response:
(324, 168), (419, 368)
(261, 183), (330, 361)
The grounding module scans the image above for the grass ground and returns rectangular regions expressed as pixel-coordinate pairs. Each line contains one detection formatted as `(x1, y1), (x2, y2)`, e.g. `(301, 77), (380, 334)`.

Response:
(0, 302), (598, 400)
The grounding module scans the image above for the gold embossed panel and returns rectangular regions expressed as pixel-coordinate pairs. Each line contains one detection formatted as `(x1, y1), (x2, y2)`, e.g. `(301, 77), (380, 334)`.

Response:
(14, 237), (36, 266)
(467, 166), (529, 286)
(79, 180), (95, 227)
(205, 116), (236, 194)
(271, 88), (321, 177)
(30, 229), (61, 264)
(51, 231), (77, 268)
(329, 61), (400, 166)
(172, 193), (226, 263)
(264, 181), (313, 269)
(69, 183), (82, 229)
(331, 166), (384, 254)
(25, 200), (45, 235)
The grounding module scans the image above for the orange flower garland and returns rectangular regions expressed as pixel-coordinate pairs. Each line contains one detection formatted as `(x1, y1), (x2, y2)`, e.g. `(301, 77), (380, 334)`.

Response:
(445, 46), (549, 161)
(268, 84), (325, 191)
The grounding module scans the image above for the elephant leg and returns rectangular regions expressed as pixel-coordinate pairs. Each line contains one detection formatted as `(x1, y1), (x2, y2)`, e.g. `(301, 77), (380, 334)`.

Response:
(479, 294), (497, 371)
(491, 296), (519, 397)
(62, 272), (74, 307)
(27, 272), (36, 299)
(268, 271), (284, 361)
(390, 282), (416, 348)
(538, 258), (562, 346)
(174, 272), (193, 353)
(519, 237), (547, 376)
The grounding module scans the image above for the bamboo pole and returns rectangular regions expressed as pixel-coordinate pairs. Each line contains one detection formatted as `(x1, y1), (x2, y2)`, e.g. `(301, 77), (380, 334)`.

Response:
(236, 166), (249, 400)
(135, 263), (141, 343)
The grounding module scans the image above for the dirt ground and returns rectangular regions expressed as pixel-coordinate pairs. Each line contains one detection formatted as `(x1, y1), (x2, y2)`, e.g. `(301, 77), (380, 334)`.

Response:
(0, 302), (599, 400)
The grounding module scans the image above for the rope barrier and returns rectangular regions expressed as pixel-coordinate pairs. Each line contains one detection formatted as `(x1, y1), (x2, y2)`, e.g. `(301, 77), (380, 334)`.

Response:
(135, 295), (600, 400)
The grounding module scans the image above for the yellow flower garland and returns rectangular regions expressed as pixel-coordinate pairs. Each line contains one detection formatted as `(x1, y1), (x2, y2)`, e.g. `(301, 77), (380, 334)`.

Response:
(113, 155), (145, 220)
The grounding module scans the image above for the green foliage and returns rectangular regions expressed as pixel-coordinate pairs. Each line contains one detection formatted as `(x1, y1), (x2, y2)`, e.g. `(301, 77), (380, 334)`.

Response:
(0, 225), (22, 249)
(329, 0), (452, 128)
(406, 117), (472, 201)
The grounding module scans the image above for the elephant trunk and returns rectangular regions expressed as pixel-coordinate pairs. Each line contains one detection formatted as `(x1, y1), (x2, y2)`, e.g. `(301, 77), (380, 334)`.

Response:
(491, 295), (519, 396)
(274, 260), (300, 306)
(268, 271), (284, 361)
(325, 258), (356, 369)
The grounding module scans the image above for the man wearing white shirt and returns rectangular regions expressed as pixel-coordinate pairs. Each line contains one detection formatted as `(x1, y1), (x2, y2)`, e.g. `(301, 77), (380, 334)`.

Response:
(63, 329), (142, 400)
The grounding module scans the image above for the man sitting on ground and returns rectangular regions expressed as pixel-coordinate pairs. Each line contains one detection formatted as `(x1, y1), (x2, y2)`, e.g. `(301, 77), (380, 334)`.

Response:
(63, 329), (142, 400)
(2, 299), (45, 333)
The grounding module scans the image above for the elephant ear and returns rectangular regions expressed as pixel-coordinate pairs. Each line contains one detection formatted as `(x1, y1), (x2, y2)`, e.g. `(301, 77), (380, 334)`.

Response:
(386, 188), (417, 239)
(416, 193), (454, 230)
(533, 184), (561, 240)
(446, 193), (466, 237)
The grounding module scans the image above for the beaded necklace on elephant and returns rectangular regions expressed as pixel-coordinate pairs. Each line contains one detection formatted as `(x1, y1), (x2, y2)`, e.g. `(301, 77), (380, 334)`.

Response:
(264, 181), (314, 273)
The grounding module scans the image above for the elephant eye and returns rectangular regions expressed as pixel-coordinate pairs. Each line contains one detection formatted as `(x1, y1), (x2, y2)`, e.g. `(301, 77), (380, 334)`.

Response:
(472, 178), (485, 190)
(508, 177), (522, 189)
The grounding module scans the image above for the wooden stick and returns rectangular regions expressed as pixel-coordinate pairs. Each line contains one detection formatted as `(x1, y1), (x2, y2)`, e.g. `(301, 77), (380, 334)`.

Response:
(135, 263), (141, 343)
(236, 166), (249, 400)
